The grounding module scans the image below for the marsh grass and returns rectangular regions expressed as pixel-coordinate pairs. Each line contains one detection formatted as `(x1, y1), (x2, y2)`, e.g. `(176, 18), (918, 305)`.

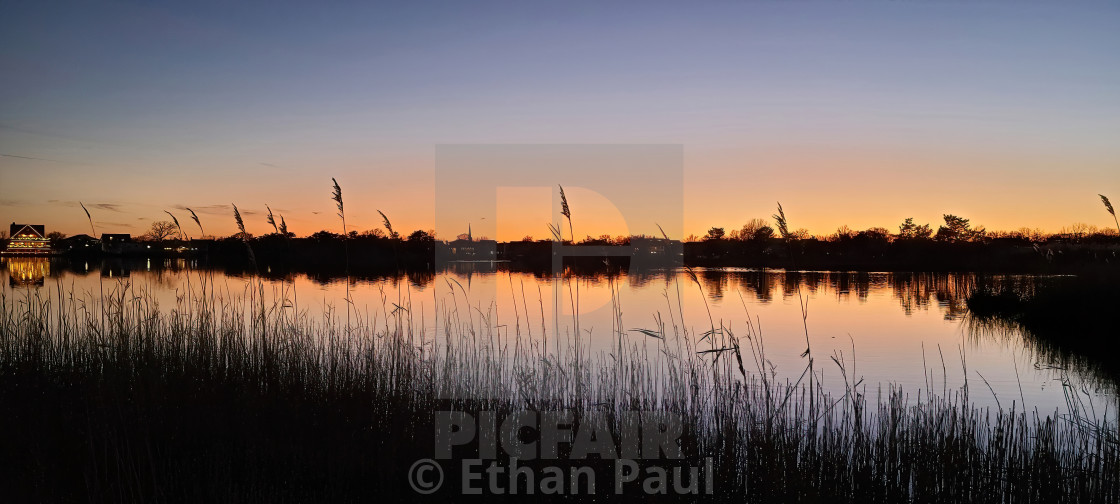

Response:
(0, 271), (1117, 502)
(1101, 194), (1119, 235)
(185, 207), (204, 237)
(78, 201), (96, 237)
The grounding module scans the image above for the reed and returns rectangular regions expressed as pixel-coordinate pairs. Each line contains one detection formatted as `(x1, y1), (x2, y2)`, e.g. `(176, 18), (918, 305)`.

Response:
(186, 207), (204, 237)
(266, 205), (278, 235)
(0, 274), (1114, 502)
(560, 184), (573, 242)
(330, 178), (354, 333)
(78, 200), (96, 236)
(1101, 194), (1119, 234)
(164, 210), (185, 240)
(231, 203), (257, 270)
(332, 178), (346, 235)
(379, 209), (398, 240)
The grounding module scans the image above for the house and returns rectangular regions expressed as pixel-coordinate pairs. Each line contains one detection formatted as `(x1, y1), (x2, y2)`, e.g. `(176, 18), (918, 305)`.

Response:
(58, 234), (100, 254)
(3, 223), (52, 255)
(100, 233), (145, 255)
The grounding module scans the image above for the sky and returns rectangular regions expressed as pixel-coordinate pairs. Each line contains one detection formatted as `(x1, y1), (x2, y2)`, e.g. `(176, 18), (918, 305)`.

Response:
(1, 1), (1118, 241)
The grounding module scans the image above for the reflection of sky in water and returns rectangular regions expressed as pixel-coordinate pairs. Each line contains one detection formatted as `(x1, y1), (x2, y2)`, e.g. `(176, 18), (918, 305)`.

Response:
(3, 259), (1113, 418)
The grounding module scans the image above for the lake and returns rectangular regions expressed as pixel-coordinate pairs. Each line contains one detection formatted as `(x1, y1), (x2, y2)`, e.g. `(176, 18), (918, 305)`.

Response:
(2, 255), (1114, 417)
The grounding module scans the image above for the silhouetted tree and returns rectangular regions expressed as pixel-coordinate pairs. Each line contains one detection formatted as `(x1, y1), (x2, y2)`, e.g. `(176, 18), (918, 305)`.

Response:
(705, 227), (726, 241)
(1060, 223), (1097, 240)
(1010, 227), (1046, 242)
(734, 219), (771, 241)
(831, 225), (856, 241)
(935, 214), (978, 243)
(310, 230), (341, 241)
(143, 220), (179, 241)
(789, 228), (812, 240)
(898, 218), (933, 240)
(750, 226), (775, 240)
(407, 230), (434, 244)
(857, 227), (891, 242)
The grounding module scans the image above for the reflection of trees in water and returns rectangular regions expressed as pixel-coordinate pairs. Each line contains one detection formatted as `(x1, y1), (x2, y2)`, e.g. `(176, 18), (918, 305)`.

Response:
(828, 272), (875, 301)
(782, 271), (801, 299)
(627, 269), (675, 289)
(721, 271), (774, 303)
(964, 314), (1118, 394)
(891, 273), (1043, 320)
(24, 260), (1057, 325)
(406, 269), (434, 288)
(686, 270), (1052, 322)
(801, 271), (824, 295)
(891, 273), (976, 318)
(890, 273), (985, 319)
(700, 269), (727, 301)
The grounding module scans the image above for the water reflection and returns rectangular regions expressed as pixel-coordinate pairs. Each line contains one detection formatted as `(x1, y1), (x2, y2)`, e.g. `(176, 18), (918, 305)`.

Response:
(0, 257), (1065, 322)
(4, 256), (49, 286)
(2, 257), (1110, 411)
(963, 314), (1118, 397)
(100, 258), (131, 279)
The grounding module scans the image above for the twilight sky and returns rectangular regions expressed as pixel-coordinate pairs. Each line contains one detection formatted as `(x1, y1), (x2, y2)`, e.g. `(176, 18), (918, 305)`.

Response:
(2, 1), (1118, 240)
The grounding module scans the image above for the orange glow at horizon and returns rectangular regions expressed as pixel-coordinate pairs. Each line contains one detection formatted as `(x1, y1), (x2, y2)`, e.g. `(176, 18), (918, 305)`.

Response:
(3, 148), (1118, 241)
(495, 186), (634, 242)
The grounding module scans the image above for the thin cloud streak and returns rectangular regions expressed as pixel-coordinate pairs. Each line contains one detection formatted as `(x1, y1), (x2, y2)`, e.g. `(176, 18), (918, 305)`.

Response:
(96, 221), (135, 229)
(171, 203), (259, 217)
(0, 152), (95, 166)
(88, 203), (123, 212)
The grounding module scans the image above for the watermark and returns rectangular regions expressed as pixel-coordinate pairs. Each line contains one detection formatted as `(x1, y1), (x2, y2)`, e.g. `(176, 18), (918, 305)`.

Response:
(432, 145), (685, 399)
(407, 459), (444, 495)
(433, 145), (684, 273)
(408, 410), (715, 496)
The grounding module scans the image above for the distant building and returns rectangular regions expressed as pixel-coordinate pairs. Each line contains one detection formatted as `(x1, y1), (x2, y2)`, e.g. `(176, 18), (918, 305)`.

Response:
(3, 223), (51, 255)
(58, 234), (99, 254)
(629, 236), (684, 271)
(437, 225), (498, 262)
(101, 233), (145, 255)
(629, 237), (682, 258)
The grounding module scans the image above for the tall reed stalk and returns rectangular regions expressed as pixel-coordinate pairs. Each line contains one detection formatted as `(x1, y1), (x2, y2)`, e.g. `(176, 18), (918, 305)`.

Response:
(79, 200), (95, 236)
(332, 178), (352, 333)
(1101, 194), (1119, 234)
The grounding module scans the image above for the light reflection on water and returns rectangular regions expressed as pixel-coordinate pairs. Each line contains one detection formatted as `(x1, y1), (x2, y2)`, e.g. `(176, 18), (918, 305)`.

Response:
(2, 256), (1114, 417)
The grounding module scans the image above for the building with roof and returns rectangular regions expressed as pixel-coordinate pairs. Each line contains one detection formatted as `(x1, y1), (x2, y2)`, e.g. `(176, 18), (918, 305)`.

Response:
(3, 223), (52, 255)
(100, 233), (145, 255)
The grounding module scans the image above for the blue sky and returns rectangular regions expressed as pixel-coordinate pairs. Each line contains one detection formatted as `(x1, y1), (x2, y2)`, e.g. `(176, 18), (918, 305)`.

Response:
(2, 1), (1118, 238)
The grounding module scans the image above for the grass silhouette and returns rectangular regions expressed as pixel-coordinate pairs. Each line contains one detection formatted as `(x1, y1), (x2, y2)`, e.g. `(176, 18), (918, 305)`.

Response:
(0, 274), (1115, 502)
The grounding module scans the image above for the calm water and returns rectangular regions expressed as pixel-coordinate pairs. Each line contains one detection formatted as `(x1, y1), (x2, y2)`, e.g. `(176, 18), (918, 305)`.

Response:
(3, 256), (1115, 417)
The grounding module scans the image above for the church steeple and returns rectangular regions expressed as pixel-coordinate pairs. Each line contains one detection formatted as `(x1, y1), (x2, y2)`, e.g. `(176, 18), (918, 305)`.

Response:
(468, 224), (472, 242)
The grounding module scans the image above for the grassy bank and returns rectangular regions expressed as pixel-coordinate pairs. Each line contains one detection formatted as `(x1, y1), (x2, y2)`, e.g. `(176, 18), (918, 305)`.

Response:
(1, 275), (1117, 502)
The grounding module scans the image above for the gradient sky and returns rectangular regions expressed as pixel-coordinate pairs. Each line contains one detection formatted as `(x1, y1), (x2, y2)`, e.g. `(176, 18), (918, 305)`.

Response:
(2, 1), (1118, 240)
